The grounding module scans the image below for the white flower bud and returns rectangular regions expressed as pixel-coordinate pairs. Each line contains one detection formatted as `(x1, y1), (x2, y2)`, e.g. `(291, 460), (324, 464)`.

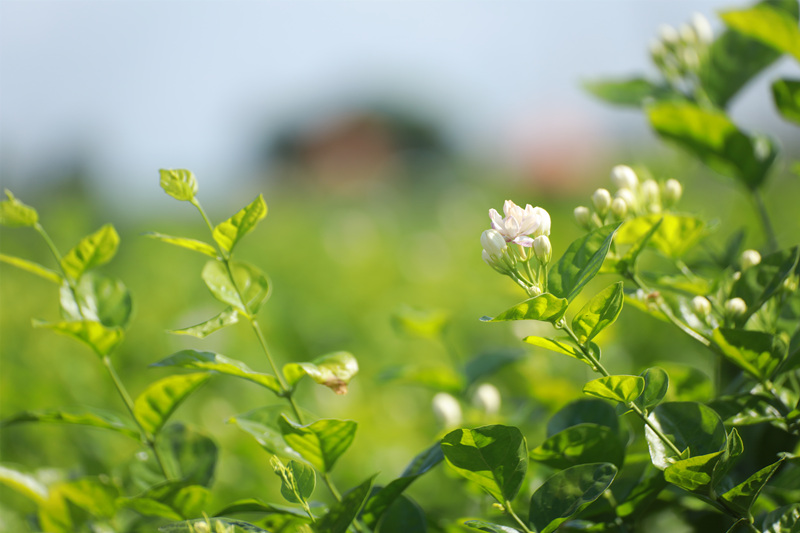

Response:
(650, 39), (666, 60)
(615, 188), (636, 210)
(481, 229), (507, 258)
(691, 296), (711, 316)
(472, 383), (501, 416)
(611, 197), (628, 219)
(663, 179), (682, 206)
(533, 235), (552, 264)
(740, 249), (761, 270)
(658, 24), (680, 45)
(681, 48), (700, 70)
(432, 393), (462, 429)
(691, 13), (713, 44)
(592, 188), (612, 215)
(527, 284), (543, 297)
(574, 206), (591, 229)
(724, 297), (747, 317)
(611, 165), (639, 190)
(641, 180), (660, 203)
(531, 206), (551, 237)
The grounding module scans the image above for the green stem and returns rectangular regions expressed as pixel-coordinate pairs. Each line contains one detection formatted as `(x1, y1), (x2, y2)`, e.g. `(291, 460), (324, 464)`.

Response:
(191, 199), (217, 242)
(752, 188), (779, 253)
(251, 319), (304, 424)
(504, 501), (533, 533)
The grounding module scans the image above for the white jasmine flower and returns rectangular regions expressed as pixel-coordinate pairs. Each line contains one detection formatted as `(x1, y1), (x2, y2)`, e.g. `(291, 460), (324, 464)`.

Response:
(741, 249), (761, 270)
(488, 200), (545, 247)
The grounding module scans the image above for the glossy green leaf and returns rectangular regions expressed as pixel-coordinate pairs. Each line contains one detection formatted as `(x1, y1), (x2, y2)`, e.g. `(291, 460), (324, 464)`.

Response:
(755, 503), (800, 533)
(270, 456), (315, 505)
(721, 3), (800, 62)
(617, 214), (705, 259)
(1, 407), (138, 438)
(60, 224), (119, 280)
(229, 406), (306, 462)
(361, 442), (443, 528)
(583, 375), (644, 404)
(548, 223), (620, 302)
(530, 423), (624, 469)
(441, 425), (527, 504)
(167, 308), (240, 338)
(134, 373), (211, 437)
(583, 77), (679, 107)
(633, 367), (669, 412)
(614, 217), (663, 276)
(32, 319), (124, 357)
(143, 231), (217, 257)
(480, 293), (569, 323)
(159, 169), (197, 202)
(316, 474), (376, 533)
(547, 399), (619, 437)
(647, 101), (777, 189)
(464, 520), (519, 533)
(0, 253), (61, 283)
(0, 189), (38, 227)
(664, 450), (725, 493)
(159, 518), (270, 533)
(212, 194), (267, 253)
(59, 272), (133, 328)
(712, 328), (787, 381)
(213, 498), (311, 518)
(375, 495), (427, 533)
(523, 336), (592, 367)
(201, 259), (270, 315)
(391, 305), (450, 339)
(155, 424), (218, 486)
(528, 462), (617, 533)
(0, 464), (47, 504)
(773, 79), (800, 124)
(731, 246), (800, 322)
(152, 349), (281, 395)
(645, 402), (726, 470)
(572, 282), (624, 343)
(278, 415), (357, 473)
(283, 351), (359, 395)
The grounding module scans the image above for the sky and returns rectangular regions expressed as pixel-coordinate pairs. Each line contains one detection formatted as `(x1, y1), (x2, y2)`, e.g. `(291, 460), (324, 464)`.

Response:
(1, 0), (797, 206)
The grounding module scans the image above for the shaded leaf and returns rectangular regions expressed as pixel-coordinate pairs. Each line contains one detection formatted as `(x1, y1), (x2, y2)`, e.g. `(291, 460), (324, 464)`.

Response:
(229, 406), (306, 462)
(464, 349), (526, 385)
(134, 373), (211, 437)
(167, 308), (240, 338)
(159, 169), (197, 202)
(731, 246), (800, 323)
(547, 399), (619, 437)
(664, 450), (726, 493)
(316, 474), (376, 533)
(375, 495), (427, 533)
(284, 351), (359, 395)
(572, 282), (624, 343)
(548, 224), (620, 302)
(378, 364), (464, 393)
(33, 319), (123, 357)
(645, 402), (726, 470)
(755, 503), (800, 533)
(143, 231), (217, 257)
(58, 476), (119, 518)
(270, 456), (315, 505)
(530, 423), (625, 469)
(712, 328), (787, 381)
(60, 224), (119, 280)
(213, 498), (310, 518)
(391, 305), (450, 339)
(0, 253), (61, 283)
(773, 79), (800, 124)
(278, 415), (357, 473)
(633, 367), (669, 413)
(480, 293), (569, 323)
(721, 457), (785, 517)
(1, 407), (138, 438)
(212, 195), (267, 253)
(201, 259), (270, 315)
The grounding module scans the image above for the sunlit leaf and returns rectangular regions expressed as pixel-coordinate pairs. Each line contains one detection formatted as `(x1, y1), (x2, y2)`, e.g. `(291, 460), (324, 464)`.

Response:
(528, 462), (617, 533)
(721, 2), (800, 62)
(0, 465), (47, 504)
(441, 425), (527, 504)
(617, 214), (705, 258)
(33, 319), (124, 357)
(530, 423), (624, 469)
(773, 79), (800, 124)
(731, 246), (800, 323)
(645, 402), (726, 470)
(664, 450), (725, 493)
(143, 231), (217, 257)
(548, 223), (620, 302)
(480, 293), (569, 323)
(464, 520), (520, 533)
(572, 282), (624, 343)
(0, 189), (38, 227)
(134, 373), (211, 437)
(0, 253), (61, 283)
(722, 458), (785, 516)
(152, 349), (281, 395)
(378, 364), (464, 393)
(632, 367), (669, 413)
(212, 194), (267, 253)
(213, 498), (311, 518)
(583, 77), (680, 107)
(1, 407), (138, 438)
(278, 415), (357, 473)
(60, 224), (119, 280)
(59, 272), (133, 328)
(159, 169), (197, 202)
(712, 328), (787, 381)
(583, 375), (644, 404)
(58, 476), (119, 518)
(755, 503), (800, 533)
(316, 474), (376, 533)
(523, 336), (592, 367)
(201, 259), (270, 315)
(283, 351), (359, 395)
(167, 308), (240, 338)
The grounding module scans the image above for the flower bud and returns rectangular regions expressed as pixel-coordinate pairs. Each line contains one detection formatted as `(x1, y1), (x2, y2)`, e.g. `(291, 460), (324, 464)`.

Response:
(783, 275), (799, 293)
(658, 24), (680, 45)
(740, 249), (761, 270)
(724, 297), (747, 317)
(481, 229), (507, 258)
(432, 393), (462, 429)
(526, 284), (543, 297)
(592, 188), (612, 215)
(611, 165), (639, 190)
(691, 13), (713, 44)
(574, 206), (592, 229)
(641, 180), (661, 212)
(531, 206), (551, 237)
(679, 23), (697, 45)
(472, 383), (501, 416)
(662, 179), (682, 206)
(615, 188), (636, 212)
(691, 295), (711, 316)
(611, 197), (628, 219)
(533, 235), (552, 264)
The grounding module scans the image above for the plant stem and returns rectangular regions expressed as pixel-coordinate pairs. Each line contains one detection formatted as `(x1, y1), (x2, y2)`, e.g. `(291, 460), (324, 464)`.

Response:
(752, 188), (779, 253)
(504, 501), (533, 533)
(251, 319), (304, 424)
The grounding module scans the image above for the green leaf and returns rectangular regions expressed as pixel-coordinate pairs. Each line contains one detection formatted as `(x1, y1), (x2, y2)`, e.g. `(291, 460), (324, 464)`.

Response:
(0, 253), (61, 283)
(60, 224), (120, 280)
(212, 194), (267, 253)
(633, 367), (669, 412)
(201, 259), (270, 315)
(480, 293), (569, 323)
(647, 101), (777, 189)
(361, 442), (444, 528)
(463, 520), (520, 533)
(712, 328), (787, 381)
(583, 375), (644, 404)
(528, 462), (617, 533)
(213, 498), (311, 518)
(278, 415), (357, 473)
(0, 189), (38, 227)
(721, 2), (800, 62)
(664, 450), (726, 493)
(375, 495), (427, 533)
(1, 407), (138, 438)
(58, 476), (119, 518)
(167, 308), (240, 338)
(548, 223), (620, 302)
(143, 231), (217, 257)
(283, 351), (359, 395)
(152, 349), (282, 395)
(547, 399), (619, 437)
(530, 423), (625, 469)
(523, 336), (593, 367)
(59, 272), (133, 328)
(270, 456), (315, 505)
(572, 282), (624, 343)
(645, 402), (727, 470)
(616, 214), (705, 259)
(228, 406), (306, 462)
(159, 518), (270, 533)
(660, 364), (713, 403)
(582, 77), (680, 107)
(731, 246), (800, 323)
(134, 373), (211, 437)
(0, 465), (47, 504)
(615, 217), (663, 275)
(155, 424), (218, 486)
(159, 169), (198, 202)
(316, 474), (376, 533)
(33, 319), (124, 357)
(721, 458), (785, 517)
(464, 349), (526, 385)
(773, 79), (800, 124)
(755, 503), (800, 533)
(441, 425), (527, 504)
